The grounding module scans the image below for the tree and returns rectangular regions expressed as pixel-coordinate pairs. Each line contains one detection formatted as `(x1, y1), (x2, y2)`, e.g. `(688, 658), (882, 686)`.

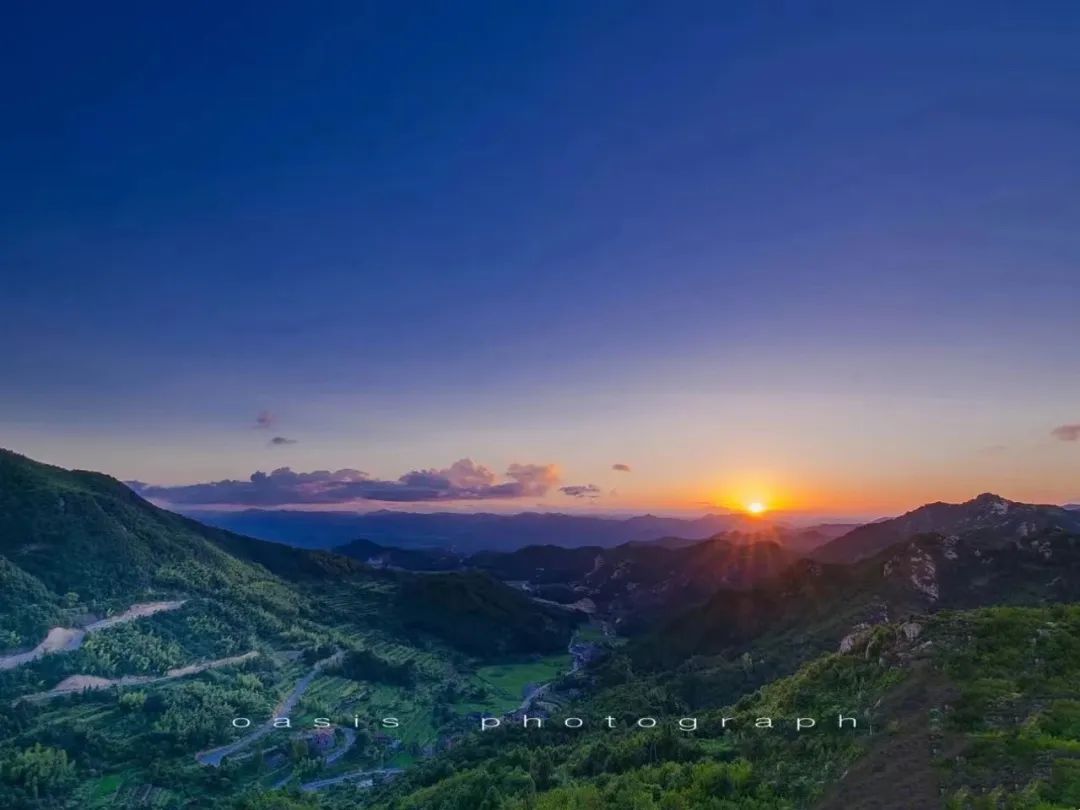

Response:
(1, 744), (76, 800)
(530, 749), (556, 791)
(479, 785), (505, 810)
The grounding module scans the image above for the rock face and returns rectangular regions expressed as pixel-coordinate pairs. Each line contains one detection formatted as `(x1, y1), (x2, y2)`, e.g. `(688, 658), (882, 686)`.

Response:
(839, 623), (873, 654)
(942, 535), (959, 560)
(900, 621), (922, 641)
(882, 544), (939, 603)
(871, 526), (1080, 615)
(908, 548), (939, 602)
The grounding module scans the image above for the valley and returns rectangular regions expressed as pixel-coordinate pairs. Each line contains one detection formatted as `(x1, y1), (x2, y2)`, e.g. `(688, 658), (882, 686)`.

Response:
(3, 449), (1080, 808)
(0, 450), (595, 807)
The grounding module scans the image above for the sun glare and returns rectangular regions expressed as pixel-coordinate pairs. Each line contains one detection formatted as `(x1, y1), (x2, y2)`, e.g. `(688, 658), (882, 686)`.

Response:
(747, 501), (767, 515)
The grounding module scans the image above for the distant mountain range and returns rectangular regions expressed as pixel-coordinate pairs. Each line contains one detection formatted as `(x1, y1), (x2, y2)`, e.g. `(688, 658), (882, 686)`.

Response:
(189, 508), (793, 552)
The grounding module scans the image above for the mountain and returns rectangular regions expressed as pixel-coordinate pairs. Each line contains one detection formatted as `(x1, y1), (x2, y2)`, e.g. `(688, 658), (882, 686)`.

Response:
(636, 518), (1080, 673)
(0, 448), (314, 642)
(333, 537), (464, 571)
(396, 572), (583, 656)
(327, 495), (1080, 809)
(0, 449), (590, 808)
(779, 522), (864, 552)
(8, 452), (1080, 810)
(810, 492), (1080, 563)
(0, 449), (579, 658)
(354, 498), (1080, 809)
(368, 602), (1080, 810)
(469, 536), (794, 630)
(647, 523), (860, 553)
(188, 508), (767, 552)
(336, 533), (795, 631)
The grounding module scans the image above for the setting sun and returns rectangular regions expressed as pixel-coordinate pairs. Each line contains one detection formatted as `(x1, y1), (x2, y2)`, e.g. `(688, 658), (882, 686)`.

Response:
(747, 502), (767, 515)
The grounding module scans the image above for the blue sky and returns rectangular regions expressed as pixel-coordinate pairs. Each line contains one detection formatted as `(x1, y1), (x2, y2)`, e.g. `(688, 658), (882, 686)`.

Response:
(3, 2), (1079, 514)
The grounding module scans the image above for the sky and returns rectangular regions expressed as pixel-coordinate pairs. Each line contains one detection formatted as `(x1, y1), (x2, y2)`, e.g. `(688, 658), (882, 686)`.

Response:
(2, 2), (1079, 517)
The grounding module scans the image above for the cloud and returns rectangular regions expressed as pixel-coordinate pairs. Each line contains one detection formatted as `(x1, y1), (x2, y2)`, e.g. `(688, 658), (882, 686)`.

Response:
(269, 436), (298, 446)
(612, 463), (632, 472)
(506, 463), (561, 496)
(129, 459), (561, 506)
(1052, 424), (1080, 442)
(559, 484), (602, 499)
(255, 410), (276, 429)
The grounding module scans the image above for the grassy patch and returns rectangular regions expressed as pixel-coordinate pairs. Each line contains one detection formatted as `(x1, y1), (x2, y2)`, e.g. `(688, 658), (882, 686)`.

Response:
(455, 654), (572, 715)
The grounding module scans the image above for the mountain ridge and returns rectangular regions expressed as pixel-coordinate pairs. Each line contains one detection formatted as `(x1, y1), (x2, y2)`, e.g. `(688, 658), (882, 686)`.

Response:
(0, 448), (579, 657)
(811, 492), (1080, 564)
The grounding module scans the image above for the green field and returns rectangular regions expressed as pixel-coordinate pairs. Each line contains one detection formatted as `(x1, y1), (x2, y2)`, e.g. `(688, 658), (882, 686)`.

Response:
(572, 622), (608, 644)
(456, 653), (572, 715)
(88, 772), (123, 801)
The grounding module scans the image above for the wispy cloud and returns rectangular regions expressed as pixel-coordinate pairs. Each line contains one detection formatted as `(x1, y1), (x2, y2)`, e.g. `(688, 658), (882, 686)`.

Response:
(269, 436), (298, 446)
(1052, 424), (1080, 442)
(254, 410), (276, 429)
(129, 459), (560, 506)
(612, 463), (632, 472)
(559, 484), (601, 499)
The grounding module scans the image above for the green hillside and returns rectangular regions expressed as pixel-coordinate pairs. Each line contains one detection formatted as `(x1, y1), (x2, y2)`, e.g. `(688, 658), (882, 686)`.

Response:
(350, 604), (1080, 809)
(398, 573), (582, 657)
(0, 449), (304, 641)
(0, 450), (581, 809)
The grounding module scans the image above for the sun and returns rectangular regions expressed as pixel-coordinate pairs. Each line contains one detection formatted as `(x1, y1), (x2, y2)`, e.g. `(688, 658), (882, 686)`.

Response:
(746, 501), (767, 515)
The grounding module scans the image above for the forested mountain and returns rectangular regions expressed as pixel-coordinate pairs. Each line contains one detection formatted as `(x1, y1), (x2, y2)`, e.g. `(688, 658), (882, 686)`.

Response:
(338, 533), (794, 630)
(0, 450), (576, 655)
(0, 450), (582, 809)
(471, 536), (794, 629)
(636, 520), (1080, 671)
(0, 448), (311, 648)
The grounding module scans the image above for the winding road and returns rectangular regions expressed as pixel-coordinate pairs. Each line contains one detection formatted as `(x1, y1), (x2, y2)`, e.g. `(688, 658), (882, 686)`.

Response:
(516, 635), (598, 714)
(196, 651), (343, 767)
(16, 651), (259, 704)
(269, 727), (360, 789)
(0, 601), (187, 672)
(300, 767), (402, 792)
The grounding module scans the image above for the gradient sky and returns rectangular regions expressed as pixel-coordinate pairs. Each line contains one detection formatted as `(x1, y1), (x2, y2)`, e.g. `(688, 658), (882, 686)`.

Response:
(3, 2), (1079, 517)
